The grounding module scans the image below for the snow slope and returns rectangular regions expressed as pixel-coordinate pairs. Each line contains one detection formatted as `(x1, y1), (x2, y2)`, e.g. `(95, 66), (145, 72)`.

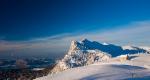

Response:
(35, 54), (150, 80)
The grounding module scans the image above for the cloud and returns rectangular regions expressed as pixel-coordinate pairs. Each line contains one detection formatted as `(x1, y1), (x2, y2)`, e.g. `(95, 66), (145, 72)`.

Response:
(0, 20), (150, 58)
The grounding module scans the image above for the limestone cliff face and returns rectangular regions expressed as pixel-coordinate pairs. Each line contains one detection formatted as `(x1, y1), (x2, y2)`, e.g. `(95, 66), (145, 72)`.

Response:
(51, 39), (111, 73)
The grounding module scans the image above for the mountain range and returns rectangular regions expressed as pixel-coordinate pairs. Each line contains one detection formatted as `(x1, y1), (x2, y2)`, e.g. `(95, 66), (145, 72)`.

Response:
(50, 39), (150, 73)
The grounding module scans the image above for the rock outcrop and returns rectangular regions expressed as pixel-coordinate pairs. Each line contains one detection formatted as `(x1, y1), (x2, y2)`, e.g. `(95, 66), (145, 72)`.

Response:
(51, 39), (111, 73)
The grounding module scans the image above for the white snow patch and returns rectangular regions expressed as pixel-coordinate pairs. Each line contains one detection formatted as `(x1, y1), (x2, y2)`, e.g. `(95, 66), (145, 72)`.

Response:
(102, 42), (109, 45)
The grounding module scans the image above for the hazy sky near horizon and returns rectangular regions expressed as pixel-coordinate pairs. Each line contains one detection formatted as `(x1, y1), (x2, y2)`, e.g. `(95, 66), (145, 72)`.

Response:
(0, 0), (150, 58)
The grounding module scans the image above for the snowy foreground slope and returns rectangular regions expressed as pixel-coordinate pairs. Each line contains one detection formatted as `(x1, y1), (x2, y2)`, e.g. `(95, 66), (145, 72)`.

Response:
(35, 54), (150, 80)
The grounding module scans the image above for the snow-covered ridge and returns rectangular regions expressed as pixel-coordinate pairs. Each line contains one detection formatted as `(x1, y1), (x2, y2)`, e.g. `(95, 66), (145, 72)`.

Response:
(50, 39), (150, 73)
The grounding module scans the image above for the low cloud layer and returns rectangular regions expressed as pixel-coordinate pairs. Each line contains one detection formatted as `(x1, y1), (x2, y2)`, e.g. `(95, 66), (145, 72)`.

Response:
(0, 20), (150, 59)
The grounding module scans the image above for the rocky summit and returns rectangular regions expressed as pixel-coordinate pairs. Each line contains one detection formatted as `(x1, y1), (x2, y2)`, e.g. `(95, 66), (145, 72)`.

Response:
(50, 39), (149, 73)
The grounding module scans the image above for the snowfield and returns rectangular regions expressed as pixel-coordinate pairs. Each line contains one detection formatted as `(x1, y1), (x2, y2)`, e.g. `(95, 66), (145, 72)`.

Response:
(35, 54), (150, 80)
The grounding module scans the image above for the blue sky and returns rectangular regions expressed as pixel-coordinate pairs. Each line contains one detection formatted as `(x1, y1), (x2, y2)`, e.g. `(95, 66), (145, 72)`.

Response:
(0, 0), (150, 58)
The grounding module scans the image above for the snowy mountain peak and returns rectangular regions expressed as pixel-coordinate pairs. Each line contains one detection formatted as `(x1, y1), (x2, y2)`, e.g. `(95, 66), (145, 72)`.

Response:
(51, 39), (150, 73)
(69, 39), (92, 52)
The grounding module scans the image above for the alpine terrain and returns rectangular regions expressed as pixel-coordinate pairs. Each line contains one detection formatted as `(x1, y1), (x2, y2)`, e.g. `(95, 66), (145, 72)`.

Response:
(35, 39), (150, 80)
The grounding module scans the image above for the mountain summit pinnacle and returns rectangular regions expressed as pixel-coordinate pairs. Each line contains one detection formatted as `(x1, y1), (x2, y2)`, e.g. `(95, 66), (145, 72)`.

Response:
(69, 40), (79, 51)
